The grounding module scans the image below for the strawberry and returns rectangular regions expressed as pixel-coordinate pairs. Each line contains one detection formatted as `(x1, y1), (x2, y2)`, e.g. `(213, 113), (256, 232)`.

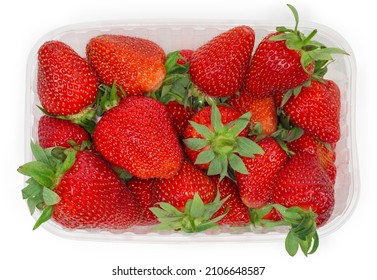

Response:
(209, 176), (250, 226)
(38, 115), (90, 149)
(228, 91), (277, 136)
(127, 177), (158, 226)
(177, 49), (194, 65)
(189, 25), (255, 97)
(86, 34), (166, 96)
(93, 96), (183, 179)
(152, 159), (216, 211)
(166, 101), (194, 137)
(18, 143), (141, 230)
(235, 137), (288, 208)
(249, 153), (334, 256)
(183, 104), (264, 179)
(243, 5), (347, 100)
(37, 40), (99, 116)
(282, 79), (341, 143)
(287, 133), (337, 183)
(272, 153), (335, 227)
(150, 160), (234, 233)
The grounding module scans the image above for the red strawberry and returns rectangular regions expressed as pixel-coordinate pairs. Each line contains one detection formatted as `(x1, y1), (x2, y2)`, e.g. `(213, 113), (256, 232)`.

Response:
(127, 177), (158, 226)
(272, 153), (335, 226)
(228, 91), (277, 136)
(287, 133), (337, 183)
(183, 104), (264, 179)
(177, 49), (194, 65)
(38, 115), (90, 149)
(153, 159), (216, 211)
(209, 176), (250, 226)
(166, 101), (194, 137)
(243, 32), (313, 100)
(86, 34), (166, 96)
(37, 40), (99, 116)
(235, 137), (288, 208)
(243, 5), (347, 100)
(189, 25), (255, 97)
(283, 79), (341, 143)
(18, 144), (141, 230)
(94, 96), (183, 179)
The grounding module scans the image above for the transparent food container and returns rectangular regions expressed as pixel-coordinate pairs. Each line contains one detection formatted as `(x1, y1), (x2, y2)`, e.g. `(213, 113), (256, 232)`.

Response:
(24, 20), (359, 242)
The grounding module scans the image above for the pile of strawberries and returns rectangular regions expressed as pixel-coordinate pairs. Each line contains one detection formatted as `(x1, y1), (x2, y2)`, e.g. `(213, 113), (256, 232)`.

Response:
(19, 5), (348, 256)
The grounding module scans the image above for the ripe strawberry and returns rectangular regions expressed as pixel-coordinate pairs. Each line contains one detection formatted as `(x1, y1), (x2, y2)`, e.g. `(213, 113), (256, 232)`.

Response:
(183, 104), (264, 179)
(228, 91), (277, 136)
(189, 25), (255, 97)
(209, 176), (250, 226)
(243, 5), (347, 100)
(177, 49), (194, 65)
(152, 159), (216, 211)
(127, 177), (158, 226)
(283, 79), (341, 143)
(272, 153), (335, 227)
(38, 115), (90, 149)
(166, 101), (194, 137)
(86, 34), (166, 96)
(243, 31), (313, 100)
(93, 96), (183, 179)
(287, 133), (337, 183)
(37, 40), (99, 116)
(18, 143), (141, 230)
(235, 137), (288, 208)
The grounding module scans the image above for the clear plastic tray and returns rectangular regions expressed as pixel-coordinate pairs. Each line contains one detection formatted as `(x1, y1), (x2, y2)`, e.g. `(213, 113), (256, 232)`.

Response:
(24, 20), (359, 242)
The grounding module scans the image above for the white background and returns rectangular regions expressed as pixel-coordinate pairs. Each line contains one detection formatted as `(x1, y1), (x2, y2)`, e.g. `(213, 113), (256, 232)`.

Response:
(1, 0), (375, 279)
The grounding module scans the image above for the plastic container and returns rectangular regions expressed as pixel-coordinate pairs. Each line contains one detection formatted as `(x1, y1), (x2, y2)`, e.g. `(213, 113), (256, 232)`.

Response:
(24, 20), (359, 242)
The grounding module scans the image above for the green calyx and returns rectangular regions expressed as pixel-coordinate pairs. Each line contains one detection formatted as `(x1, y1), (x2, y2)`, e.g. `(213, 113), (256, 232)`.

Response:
(251, 204), (319, 257)
(150, 192), (229, 233)
(183, 104), (264, 180)
(95, 81), (126, 116)
(269, 4), (349, 78)
(271, 109), (304, 156)
(17, 141), (77, 230)
(150, 51), (223, 110)
(150, 51), (194, 106)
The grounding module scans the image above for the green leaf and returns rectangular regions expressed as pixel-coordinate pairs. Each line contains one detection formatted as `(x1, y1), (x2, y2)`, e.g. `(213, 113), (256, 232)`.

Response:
(285, 231), (300, 256)
(211, 104), (223, 133)
(195, 149), (216, 165)
(22, 178), (43, 199)
(227, 112), (251, 136)
(183, 138), (210, 151)
(30, 141), (50, 165)
(218, 155), (228, 180)
(27, 195), (44, 215)
(236, 137), (264, 158)
(18, 161), (55, 188)
(42, 187), (61, 206)
(308, 47), (349, 61)
(300, 50), (314, 71)
(33, 205), (53, 230)
(188, 121), (214, 139)
(228, 153), (248, 174)
(149, 207), (170, 218)
(308, 232), (320, 254)
(56, 149), (77, 177)
(287, 4), (299, 32)
(158, 202), (183, 216)
(190, 194), (205, 218)
(207, 155), (222, 176)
